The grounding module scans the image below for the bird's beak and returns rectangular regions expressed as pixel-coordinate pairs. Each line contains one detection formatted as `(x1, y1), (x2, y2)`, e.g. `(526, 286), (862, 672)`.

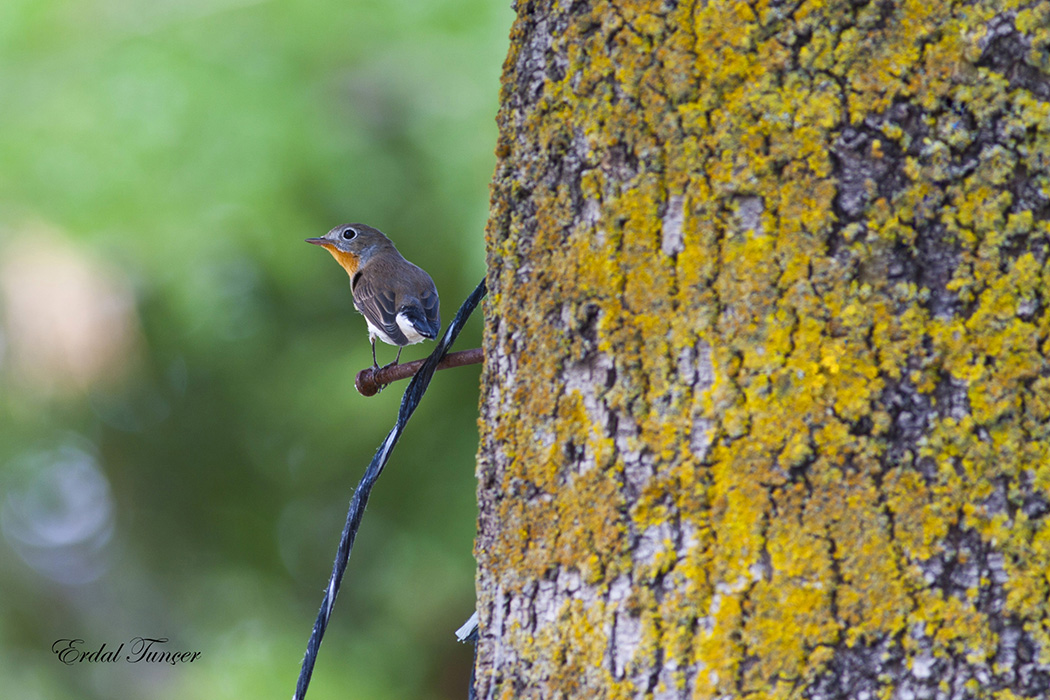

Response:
(305, 237), (327, 246)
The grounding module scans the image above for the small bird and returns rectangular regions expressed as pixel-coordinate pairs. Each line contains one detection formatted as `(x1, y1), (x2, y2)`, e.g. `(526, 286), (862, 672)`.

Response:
(307, 223), (440, 369)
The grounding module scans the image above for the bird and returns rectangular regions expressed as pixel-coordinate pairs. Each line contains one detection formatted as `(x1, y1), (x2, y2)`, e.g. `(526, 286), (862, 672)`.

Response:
(307, 223), (440, 369)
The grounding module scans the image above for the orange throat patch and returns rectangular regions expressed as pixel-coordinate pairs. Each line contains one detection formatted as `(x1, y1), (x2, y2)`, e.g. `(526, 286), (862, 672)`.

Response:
(320, 244), (360, 278)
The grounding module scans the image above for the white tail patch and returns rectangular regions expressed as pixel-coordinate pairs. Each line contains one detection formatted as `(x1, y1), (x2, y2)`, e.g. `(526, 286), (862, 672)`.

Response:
(395, 312), (427, 344)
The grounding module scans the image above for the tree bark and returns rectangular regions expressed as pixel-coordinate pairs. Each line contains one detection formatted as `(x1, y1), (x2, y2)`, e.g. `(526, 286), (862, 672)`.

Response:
(476, 1), (1050, 698)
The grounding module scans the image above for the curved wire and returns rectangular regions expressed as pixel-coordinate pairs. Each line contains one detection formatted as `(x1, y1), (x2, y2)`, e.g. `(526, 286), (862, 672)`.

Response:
(293, 277), (487, 700)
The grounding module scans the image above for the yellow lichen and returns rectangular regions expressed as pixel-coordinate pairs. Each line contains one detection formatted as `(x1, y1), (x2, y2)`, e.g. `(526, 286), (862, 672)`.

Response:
(478, 0), (1050, 697)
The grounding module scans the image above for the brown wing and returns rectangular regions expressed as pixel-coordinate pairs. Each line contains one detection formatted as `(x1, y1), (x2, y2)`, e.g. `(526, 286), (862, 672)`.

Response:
(411, 266), (441, 338)
(351, 271), (408, 345)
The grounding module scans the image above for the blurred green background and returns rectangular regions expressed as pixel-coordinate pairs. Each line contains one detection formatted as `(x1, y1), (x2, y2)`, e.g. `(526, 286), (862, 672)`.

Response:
(0, 0), (510, 698)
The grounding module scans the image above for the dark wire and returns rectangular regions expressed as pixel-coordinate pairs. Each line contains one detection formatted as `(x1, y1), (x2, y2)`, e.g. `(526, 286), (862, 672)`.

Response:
(292, 277), (487, 700)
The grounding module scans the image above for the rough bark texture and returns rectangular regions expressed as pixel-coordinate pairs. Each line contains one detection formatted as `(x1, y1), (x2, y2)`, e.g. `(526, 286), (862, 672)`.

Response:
(476, 1), (1050, 698)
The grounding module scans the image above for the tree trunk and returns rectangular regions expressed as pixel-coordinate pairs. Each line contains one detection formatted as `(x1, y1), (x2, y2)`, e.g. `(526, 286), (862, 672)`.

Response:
(475, 1), (1050, 698)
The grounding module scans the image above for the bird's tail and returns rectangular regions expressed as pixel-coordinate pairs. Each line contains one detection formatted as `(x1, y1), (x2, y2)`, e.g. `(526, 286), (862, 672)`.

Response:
(399, 305), (440, 339)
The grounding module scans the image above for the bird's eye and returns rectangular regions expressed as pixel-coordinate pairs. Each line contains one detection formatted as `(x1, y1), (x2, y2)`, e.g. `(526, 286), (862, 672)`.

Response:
(341, 227), (357, 240)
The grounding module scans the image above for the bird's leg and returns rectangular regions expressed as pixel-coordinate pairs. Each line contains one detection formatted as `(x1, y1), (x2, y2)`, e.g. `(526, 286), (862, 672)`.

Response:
(371, 338), (380, 370)
(379, 346), (403, 372)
